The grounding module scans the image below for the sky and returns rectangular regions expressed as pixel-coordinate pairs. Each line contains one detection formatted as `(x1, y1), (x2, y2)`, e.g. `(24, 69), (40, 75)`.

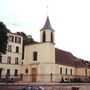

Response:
(0, 0), (90, 60)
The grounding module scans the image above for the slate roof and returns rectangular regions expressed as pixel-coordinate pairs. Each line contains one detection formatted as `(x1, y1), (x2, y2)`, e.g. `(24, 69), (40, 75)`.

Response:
(55, 48), (89, 68)
(41, 16), (54, 31)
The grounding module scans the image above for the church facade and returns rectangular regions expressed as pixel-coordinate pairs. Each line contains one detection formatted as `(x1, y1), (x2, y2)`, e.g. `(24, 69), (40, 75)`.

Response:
(20, 16), (90, 83)
(0, 16), (90, 83)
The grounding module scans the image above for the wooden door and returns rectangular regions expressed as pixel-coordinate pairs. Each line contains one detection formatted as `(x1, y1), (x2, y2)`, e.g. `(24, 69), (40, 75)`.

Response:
(20, 73), (23, 81)
(32, 68), (36, 82)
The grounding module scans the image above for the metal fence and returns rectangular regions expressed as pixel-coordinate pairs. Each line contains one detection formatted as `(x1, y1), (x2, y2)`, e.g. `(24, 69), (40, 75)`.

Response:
(0, 74), (90, 83)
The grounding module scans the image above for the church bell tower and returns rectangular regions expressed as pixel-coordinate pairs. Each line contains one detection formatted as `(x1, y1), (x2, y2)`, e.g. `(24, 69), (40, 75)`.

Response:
(40, 16), (55, 44)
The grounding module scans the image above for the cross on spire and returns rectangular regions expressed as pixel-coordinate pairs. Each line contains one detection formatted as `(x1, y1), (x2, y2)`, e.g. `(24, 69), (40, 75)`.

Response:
(46, 6), (48, 16)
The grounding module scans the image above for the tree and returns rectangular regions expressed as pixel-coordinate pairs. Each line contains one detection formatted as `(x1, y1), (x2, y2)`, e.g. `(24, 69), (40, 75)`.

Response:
(0, 21), (9, 56)
(16, 31), (36, 45)
(16, 32), (28, 38)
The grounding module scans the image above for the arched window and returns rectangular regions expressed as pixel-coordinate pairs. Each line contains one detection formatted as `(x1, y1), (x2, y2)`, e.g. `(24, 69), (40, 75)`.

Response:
(42, 31), (46, 42)
(60, 67), (62, 74)
(51, 32), (53, 43)
(85, 69), (87, 76)
(66, 68), (67, 75)
(70, 69), (72, 75)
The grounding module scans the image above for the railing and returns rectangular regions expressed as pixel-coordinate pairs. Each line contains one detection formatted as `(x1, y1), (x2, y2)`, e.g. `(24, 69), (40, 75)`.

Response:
(0, 74), (90, 83)
(19, 74), (90, 83)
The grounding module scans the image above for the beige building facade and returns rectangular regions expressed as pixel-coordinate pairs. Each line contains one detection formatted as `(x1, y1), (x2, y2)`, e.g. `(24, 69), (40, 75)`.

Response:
(21, 16), (90, 83)
(0, 32), (23, 79)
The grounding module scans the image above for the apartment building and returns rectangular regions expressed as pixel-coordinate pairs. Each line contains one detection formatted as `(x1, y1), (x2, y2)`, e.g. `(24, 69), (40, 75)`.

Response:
(0, 32), (23, 78)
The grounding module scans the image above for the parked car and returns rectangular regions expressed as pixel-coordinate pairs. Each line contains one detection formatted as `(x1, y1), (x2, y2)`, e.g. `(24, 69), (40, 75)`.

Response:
(22, 85), (44, 90)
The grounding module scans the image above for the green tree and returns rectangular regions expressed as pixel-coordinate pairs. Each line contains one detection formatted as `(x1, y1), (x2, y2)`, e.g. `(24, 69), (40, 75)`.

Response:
(16, 31), (36, 45)
(16, 32), (28, 38)
(0, 22), (9, 56)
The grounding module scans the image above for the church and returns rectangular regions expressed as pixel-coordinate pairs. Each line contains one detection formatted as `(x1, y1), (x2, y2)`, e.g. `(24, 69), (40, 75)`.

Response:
(20, 16), (90, 83)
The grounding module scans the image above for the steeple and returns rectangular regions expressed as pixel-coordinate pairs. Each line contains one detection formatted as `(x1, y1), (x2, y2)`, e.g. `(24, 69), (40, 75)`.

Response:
(40, 16), (55, 43)
(41, 16), (54, 31)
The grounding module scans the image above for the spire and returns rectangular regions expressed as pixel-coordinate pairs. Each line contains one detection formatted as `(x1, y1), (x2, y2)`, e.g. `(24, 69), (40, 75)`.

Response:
(41, 16), (54, 31)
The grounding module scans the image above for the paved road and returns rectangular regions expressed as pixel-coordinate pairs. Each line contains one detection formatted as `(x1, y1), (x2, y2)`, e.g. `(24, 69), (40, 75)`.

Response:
(0, 83), (90, 90)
